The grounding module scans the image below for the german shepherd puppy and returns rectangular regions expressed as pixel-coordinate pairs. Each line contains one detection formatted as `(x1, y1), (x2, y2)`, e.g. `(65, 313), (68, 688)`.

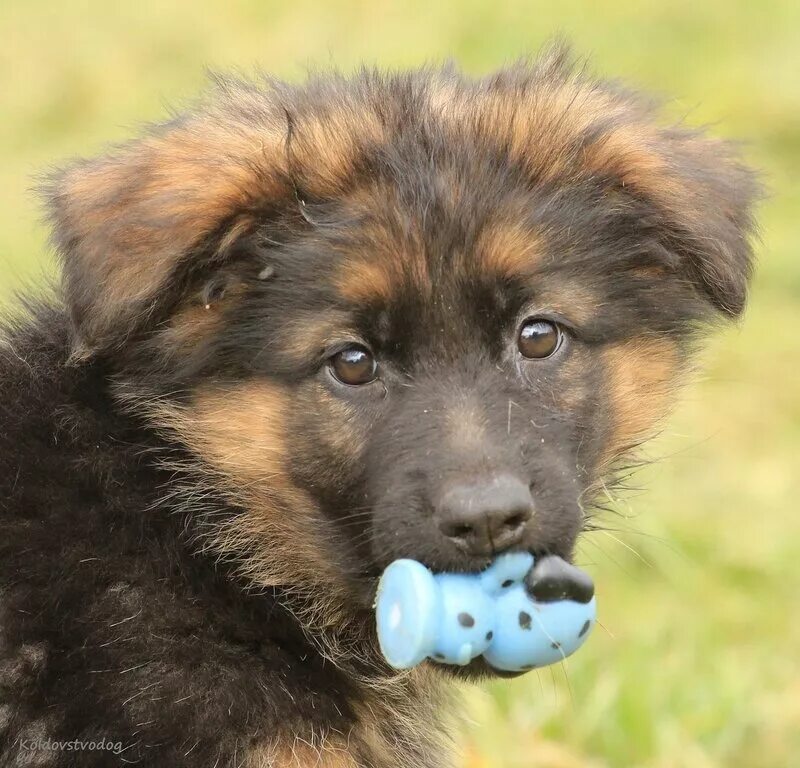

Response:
(0, 44), (758, 767)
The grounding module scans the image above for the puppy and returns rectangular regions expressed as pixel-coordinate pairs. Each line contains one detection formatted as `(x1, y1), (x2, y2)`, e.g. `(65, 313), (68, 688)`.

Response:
(0, 44), (758, 767)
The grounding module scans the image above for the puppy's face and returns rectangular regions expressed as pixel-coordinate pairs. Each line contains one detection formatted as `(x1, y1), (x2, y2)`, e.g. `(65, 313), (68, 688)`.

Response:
(47, 48), (758, 635)
(182, 180), (681, 581)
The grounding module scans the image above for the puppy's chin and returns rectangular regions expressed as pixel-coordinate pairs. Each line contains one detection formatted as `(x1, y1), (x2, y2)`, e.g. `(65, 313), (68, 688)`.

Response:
(429, 656), (527, 681)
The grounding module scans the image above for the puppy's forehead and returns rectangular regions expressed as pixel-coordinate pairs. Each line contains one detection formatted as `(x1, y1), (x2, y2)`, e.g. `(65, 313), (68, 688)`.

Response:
(320, 190), (543, 356)
(244, 57), (745, 354)
(331, 183), (545, 298)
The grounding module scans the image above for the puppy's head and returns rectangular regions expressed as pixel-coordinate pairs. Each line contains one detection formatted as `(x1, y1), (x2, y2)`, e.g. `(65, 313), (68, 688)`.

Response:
(45, 46), (759, 651)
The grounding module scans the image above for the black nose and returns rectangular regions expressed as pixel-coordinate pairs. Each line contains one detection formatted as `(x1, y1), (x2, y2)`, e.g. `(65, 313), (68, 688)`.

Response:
(436, 475), (533, 556)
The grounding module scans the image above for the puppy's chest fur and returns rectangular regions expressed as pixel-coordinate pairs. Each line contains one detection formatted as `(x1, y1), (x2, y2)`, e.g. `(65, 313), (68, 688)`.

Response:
(0, 312), (451, 768)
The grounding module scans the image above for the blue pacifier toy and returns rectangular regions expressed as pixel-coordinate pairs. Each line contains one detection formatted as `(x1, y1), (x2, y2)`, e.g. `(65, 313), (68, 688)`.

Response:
(375, 552), (596, 672)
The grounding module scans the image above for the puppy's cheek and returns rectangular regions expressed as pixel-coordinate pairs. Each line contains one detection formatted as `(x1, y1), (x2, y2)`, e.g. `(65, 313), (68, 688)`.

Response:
(164, 380), (293, 490)
(550, 348), (614, 481)
(285, 381), (381, 585)
(146, 381), (353, 593)
(599, 337), (682, 468)
(288, 380), (372, 497)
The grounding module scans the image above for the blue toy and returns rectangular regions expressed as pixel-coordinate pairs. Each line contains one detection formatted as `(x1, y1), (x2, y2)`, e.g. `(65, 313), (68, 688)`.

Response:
(374, 552), (596, 672)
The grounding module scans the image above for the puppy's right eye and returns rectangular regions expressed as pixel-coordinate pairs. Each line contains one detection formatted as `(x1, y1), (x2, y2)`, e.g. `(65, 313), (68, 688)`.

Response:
(329, 345), (377, 386)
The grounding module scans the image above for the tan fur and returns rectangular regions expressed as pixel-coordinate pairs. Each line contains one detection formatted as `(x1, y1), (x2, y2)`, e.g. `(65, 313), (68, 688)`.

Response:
(347, 666), (455, 768)
(157, 384), (358, 575)
(151, 382), (340, 579)
(270, 309), (359, 368)
(426, 65), (626, 186)
(475, 220), (545, 279)
(53, 95), (385, 352)
(288, 106), (386, 196)
(334, 257), (397, 304)
(312, 384), (370, 463)
(532, 281), (602, 327)
(171, 382), (293, 487)
(333, 183), (431, 305)
(161, 303), (225, 349)
(551, 351), (593, 413)
(56, 119), (286, 348)
(114, 381), (362, 661)
(602, 337), (681, 466)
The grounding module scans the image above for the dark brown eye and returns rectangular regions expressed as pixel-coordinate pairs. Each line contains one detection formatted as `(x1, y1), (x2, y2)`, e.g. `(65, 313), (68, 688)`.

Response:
(517, 318), (562, 359)
(329, 345), (378, 386)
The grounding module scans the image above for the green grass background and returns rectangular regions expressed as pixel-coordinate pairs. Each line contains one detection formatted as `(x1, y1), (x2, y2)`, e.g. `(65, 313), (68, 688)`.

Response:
(2, 2), (798, 766)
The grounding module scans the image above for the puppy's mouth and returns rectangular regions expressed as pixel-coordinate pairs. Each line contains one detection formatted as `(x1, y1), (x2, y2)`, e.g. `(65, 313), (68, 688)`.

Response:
(362, 545), (573, 581)
(355, 545), (584, 616)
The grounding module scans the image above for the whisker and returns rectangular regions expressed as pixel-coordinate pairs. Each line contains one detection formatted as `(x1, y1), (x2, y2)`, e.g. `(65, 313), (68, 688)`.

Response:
(580, 537), (638, 580)
(598, 530), (653, 569)
(558, 659), (574, 708)
(594, 619), (615, 639)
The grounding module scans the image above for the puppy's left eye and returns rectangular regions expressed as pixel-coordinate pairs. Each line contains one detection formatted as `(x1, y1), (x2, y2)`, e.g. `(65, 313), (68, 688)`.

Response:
(329, 345), (378, 386)
(517, 318), (563, 359)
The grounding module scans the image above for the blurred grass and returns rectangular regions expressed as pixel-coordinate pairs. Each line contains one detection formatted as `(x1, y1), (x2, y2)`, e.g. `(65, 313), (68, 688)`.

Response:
(1, 1), (798, 766)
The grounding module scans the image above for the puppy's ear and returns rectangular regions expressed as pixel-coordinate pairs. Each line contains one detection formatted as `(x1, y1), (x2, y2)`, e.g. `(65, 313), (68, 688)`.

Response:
(43, 97), (290, 358)
(640, 128), (761, 318)
(578, 91), (762, 318)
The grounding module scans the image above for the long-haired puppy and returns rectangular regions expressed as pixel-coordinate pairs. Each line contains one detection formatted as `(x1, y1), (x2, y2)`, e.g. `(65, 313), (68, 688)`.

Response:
(0, 44), (758, 767)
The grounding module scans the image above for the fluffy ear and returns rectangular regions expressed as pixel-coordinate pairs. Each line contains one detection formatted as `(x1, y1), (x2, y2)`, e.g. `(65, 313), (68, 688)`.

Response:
(44, 73), (387, 358)
(580, 95), (762, 318)
(43, 94), (291, 358)
(637, 127), (761, 317)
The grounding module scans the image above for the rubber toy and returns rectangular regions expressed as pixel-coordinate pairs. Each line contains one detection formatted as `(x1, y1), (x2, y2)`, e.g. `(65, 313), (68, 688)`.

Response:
(374, 552), (596, 672)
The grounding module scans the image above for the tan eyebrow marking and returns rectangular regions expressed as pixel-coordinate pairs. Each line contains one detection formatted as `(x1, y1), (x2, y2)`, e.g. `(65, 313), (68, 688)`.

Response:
(271, 309), (360, 367)
(475, 220), (546, 279)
